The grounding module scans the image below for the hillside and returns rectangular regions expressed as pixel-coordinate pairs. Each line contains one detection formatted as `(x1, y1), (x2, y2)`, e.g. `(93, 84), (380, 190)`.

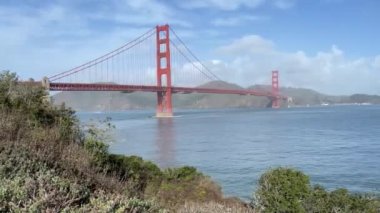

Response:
(52, 81), (380, 111)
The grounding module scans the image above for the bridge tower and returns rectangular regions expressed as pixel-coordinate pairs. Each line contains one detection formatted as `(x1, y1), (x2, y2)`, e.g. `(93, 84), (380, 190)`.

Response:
(156, 24), (173, 117)
(272, 70), (280, 108)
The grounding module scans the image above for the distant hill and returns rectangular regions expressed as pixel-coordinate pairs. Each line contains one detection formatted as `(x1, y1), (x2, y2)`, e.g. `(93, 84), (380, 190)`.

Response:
(348, 94), (380, 104)
(52, 81), (380, 111)
(281, 88), (380, 106)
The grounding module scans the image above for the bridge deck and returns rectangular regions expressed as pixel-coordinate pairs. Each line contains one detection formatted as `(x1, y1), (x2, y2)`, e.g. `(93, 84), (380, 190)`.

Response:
(48, 82), (286, 99)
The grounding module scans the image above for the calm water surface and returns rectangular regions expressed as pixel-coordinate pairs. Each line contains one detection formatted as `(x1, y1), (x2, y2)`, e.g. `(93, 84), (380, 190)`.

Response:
(78, 105), (380, 200)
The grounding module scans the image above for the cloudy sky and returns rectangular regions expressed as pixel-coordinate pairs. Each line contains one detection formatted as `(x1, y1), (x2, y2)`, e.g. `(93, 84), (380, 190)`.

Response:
(1, 0), (379, 95)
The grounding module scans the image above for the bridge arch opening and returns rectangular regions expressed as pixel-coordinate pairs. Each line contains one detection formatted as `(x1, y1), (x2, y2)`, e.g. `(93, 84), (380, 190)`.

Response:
(161, 74), (168, 87)
(160, 43), (167, 53)
(159, 30), (167, 40)
(160, 57), (167, 69)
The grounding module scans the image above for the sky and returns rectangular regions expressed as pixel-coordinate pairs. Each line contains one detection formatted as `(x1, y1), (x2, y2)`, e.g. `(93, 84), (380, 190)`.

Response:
(0, 0), (379, 95)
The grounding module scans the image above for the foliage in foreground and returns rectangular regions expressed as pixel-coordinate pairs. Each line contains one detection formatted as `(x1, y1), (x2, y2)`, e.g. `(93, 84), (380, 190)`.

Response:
(0, 149), (161, 212)
(251, 167), (380, 212)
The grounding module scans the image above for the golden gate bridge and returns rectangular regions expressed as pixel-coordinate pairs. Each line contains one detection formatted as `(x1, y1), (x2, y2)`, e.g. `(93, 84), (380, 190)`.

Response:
(41, 24), (287, 117)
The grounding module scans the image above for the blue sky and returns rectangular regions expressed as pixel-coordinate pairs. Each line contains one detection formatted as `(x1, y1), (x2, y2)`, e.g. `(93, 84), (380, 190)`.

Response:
(0, 0), (379, 94)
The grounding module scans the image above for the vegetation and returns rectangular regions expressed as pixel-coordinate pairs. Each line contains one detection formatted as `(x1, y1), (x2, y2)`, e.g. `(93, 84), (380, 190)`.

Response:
(0, 71), (379, 212)
(251, 167), (380, 212)
(252, 167), (310, 212)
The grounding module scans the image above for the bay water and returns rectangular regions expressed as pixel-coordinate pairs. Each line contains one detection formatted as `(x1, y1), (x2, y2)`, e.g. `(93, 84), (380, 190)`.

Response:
(78, 105), (380, 200)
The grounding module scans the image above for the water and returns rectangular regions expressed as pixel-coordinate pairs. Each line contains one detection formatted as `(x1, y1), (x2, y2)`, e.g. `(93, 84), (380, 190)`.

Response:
(78, 105), (380, 200)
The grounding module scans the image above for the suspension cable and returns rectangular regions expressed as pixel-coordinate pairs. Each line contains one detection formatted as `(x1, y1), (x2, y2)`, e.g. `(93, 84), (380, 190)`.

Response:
(170, 40), (215, 81)
(170, 27), (222, 81)
(50, 29), (155, 82)
(49, 27), (156, 81)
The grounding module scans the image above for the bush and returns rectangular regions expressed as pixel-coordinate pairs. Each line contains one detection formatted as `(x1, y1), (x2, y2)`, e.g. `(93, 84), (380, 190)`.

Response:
(75, 192), (162, 213)
(305, 187), (380, 213)
(177, 201), (254, 213)
(0, 71), (17, 109)
(0, 149), (90, 212)
(0, 71), (80, 144)
(303, 184), (330, 212)
(106, 154), (163, 196)
(84, 138), (109, 166)
(163, 166), (201, 181)
(252, 167), (380, 212)
(157, 167), (223, 208)
(252, 167), (310, 212)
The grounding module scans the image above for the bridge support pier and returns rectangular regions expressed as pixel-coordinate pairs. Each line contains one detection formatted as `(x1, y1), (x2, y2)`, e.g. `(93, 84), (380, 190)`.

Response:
(272, 70), (280, 108)
(156, 24), (173, 117)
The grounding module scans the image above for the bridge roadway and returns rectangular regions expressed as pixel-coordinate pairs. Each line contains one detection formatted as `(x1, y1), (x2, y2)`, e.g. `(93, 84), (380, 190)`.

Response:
(47, 82), (286, 100)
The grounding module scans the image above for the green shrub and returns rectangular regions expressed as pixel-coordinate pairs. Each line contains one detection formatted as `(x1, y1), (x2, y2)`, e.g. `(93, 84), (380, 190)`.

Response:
(303, 185), (330, 212)
(106, 154), (163, 196)
(157, 167), (223, 208)
(0, 71), (80, 144)
(252, 168), (380, 212)
(163, 166), (202, 181)
(0, 157), (90, 212)
(304, 186), (380, 212)
(75, 191), (163, 212)
(177, 201), (254, 213)
(84, 138), (109, 166)
(0, 71), (17, 109)
(252, 167), (311, 212)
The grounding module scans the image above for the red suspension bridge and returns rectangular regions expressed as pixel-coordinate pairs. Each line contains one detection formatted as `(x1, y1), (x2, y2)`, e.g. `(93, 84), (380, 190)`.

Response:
(42, 24), (287, 117)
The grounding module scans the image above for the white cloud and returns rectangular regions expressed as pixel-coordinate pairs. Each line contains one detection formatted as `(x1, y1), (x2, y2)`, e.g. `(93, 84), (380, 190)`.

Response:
(211, 35), (380, 95)
(181, 0), (265, 10)
(211, 59), (222, 65)
(218, 35), (275, 54)
(211, 15), (268, 27)
(180, 0), (296, 10)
